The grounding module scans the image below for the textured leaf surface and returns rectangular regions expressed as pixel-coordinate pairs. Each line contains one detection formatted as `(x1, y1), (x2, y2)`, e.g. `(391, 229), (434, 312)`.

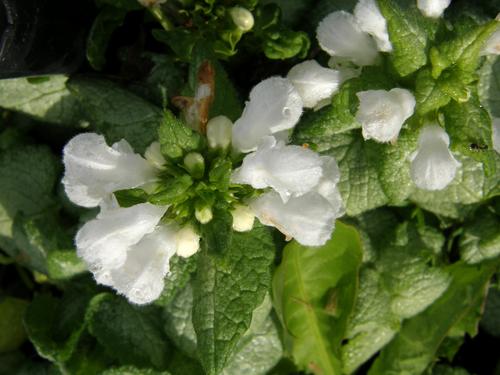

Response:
(222, 295), (282, 375)
(273, 222), (362, 375)
(101, 366), (171, 375)
(68, 77), (163, 152)
(0, 76), (85, 126)
(0, 146), (59, 255)
(368, 261), (497, 375)
(0, 297), (28, 353)
(377, 0), (437, 76)
(478, 55), (500, 117)
(460, 210), (500, 264)
(341, 219), (449, 373)
(192, 223), (275, 375)
(87, 294), (170, 370)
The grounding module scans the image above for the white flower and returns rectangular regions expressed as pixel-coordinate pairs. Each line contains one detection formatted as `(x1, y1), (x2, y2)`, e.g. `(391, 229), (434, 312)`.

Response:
(492, 117), (500, 154)
(231, 137), (323, 202)
(144, 141), (166, 170)
(250, 156), (344, 246)
(316, 11), (379, 66)
(232, 77), (302, 152)
(416, 0), (451, 18)
(354, 0), (392, 52)
(410, 125), (461, 191)
(75, 203), (172, 304)
(62, 133), (157, 208)
(287, 60), (343, 108)
(356, 88), (416, 143)
(231, 205), (255, 232)
(481, 29), (500, 56)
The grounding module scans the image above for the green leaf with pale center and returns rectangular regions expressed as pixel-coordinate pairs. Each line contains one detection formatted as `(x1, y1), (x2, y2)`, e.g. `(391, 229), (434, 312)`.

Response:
(273, 222), (362, 375)
(459, 210), (500, 264)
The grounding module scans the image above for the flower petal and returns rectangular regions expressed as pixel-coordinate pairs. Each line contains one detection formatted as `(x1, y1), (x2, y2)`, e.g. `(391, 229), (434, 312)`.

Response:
(75, 203), (168, 274)
(354, 0), (392, 52)
(317, 11), (379, 66)
(416, 0), (451, 18)
(232, 77), (303, 152)
(287, 60), (343, 108)
(356, 88), (415, 143)
(109, 225), (177, 304)
(231, 137), (323, 202)
(482, 29), (500, 56)
(63, 133), (157, 207)
(176, 225), (201, 258)
(250, 191), (337, 246)
(316, 156), (345, 218)
(410, 125), (461, 190)
(493, 117), (500, 154)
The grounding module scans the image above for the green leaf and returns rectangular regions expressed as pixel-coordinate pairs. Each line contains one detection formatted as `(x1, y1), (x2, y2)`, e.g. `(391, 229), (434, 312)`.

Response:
(0, 76), (85, 126)
(86, 7), (126, 71)
(208, 158), (232, 191)
(478, 55), (500, 117)
(158, 111), (205, 162)
(0, 146), (59, 255)
(341, 221), (449, 373)
(377, 0), (438, 76)
(101, 366), (171, 375)
(430, 365), (470, 375)
(114, 188), (149, 207)
(459, 210), (500, 264)
(46, 250), (87, 281)
(68, 77), (163, 152)
(200, 205), (233, 253)
(442, 92), (495, 174)
(415, 68), (451, 116)
(273, 222), (362, 375)
(155, 254), (198, 306)
(162, 283), (197, 358)
(192, 223), (275, 375)
(24, 292), (90, 363)
(221, 295), (282, 375)
(431, 17), (499, 76)
(149, 175), (194, 206)
(368, 261), (497, 375)
(0, 297), (28, 353)
(96, 0), (141, 11)
(86, 293), (170, 369)
(480, 288), (500, 337)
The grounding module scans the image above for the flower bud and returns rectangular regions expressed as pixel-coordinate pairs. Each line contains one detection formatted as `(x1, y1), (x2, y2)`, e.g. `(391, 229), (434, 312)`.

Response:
(195, 205), (213, 224)
(176, 225), (200, 257)
(231, 204), (255, 232)
(230, 7), (254, 32)
(144, 141), (166, 169)
(207, 116), (233, 150)
(183, 152), (205, 179)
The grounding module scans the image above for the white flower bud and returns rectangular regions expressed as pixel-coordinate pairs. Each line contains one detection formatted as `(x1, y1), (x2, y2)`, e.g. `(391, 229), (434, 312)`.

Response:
(316, 11), (379, 66)
(354, 0), (392, 52)
(416, 0), (451, 18)
(356, 88), (415, 143)
(231, 205), (255, 232)
(144, 141), (166, 169)
(410, 125), (461, 191)
(493, 117), (500, 154)
(207, 115), (233, 150)
(176, 225), (200, 258)
(230, 7), (254, 32)
(195, 206), (213, 224)
(287, 60), (343, 108)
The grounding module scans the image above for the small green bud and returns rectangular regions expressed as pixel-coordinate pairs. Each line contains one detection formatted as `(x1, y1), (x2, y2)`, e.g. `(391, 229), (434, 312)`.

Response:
(183, 152), (205, 179)
(230, 7), (254, 32)
(195, 206), (213, 224)
(207, 115), (233, 150)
